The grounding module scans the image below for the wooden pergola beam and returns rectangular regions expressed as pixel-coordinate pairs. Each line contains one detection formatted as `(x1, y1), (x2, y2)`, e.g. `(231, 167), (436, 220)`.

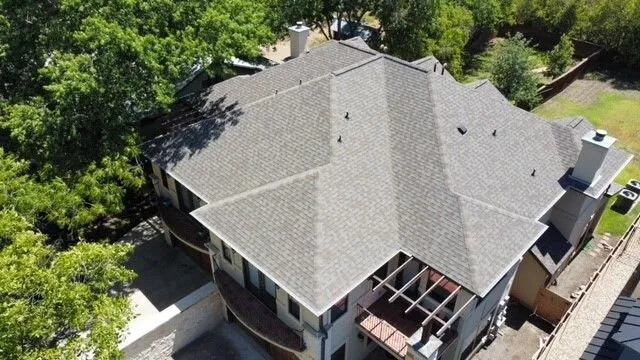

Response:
(389, 266), (429, 303)
(371, 275), (447, 326)
(405, 276), (444, 313)
(372, 255), (414, 292)
(421, 286), (461, 326)
(436, 295), (476, 337)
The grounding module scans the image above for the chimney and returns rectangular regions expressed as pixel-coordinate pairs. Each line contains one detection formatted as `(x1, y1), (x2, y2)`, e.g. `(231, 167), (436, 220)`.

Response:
(288, 21), (310, 59)
(571, 129), (616, 185)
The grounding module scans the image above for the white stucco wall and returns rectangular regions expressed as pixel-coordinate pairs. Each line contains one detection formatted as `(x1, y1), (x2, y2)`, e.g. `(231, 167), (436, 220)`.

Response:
(121, 283), (223, 360)
(550, 189), (607, 247)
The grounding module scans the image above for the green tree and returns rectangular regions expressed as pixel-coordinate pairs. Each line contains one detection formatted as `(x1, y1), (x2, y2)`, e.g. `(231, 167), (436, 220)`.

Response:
(375, 0), (440, 60)
(0, 229), (134, 360)
(548, 34), (574, 78)
(464, 0), (504, 37)
(424, 2), (475, 77)
(491, 33), (541, 109)
(0, 0), (274, 226)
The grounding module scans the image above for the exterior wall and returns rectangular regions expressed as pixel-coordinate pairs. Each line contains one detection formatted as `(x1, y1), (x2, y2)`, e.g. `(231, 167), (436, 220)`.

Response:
(448, 263), (519, 360)
(510, 253), (549, 309)
(121, 283), (223, 359)
(550, 189), (607, 248)
(151, 164), (180, 209)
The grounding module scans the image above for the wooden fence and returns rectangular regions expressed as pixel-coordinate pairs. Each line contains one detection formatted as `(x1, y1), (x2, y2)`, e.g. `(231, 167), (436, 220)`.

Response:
(533, 288), (572, 325)
(532, 213), (640, 359)
(498, 25), (604, 103)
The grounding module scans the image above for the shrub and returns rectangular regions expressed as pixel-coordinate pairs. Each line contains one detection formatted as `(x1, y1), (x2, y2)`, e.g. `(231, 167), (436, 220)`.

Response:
(491, 33), (541, 109)
(548, 34), (575, 78)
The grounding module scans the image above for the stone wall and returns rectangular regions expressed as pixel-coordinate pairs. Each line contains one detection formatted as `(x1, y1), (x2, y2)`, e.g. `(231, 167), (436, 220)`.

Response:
(121, 282), (224, 359)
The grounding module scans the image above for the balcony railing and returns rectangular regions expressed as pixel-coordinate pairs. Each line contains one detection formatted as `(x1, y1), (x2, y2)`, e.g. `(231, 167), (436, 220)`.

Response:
(356, 303), (410, 358)
(157, 201), (209, 253)
(213, 269), (305, 352)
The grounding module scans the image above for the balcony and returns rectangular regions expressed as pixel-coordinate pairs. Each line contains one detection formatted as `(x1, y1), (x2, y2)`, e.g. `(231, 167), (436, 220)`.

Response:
(357, 293), (425, 358)
(157, 202), (209, 253)
(213, 269), (305, 353)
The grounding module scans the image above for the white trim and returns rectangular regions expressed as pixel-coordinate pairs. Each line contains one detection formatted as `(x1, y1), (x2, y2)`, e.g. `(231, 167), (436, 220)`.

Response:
(373, 256), (414, 292)
(535, 189), (567, 221)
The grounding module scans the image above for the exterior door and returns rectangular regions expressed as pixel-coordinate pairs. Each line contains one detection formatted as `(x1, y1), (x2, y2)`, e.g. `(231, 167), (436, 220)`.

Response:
(243, 259), (277, 312)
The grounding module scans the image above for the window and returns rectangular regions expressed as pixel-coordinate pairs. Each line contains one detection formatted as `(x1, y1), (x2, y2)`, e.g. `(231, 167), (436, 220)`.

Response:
(288, 296), (300, 320)
(160, 168), (168, 188)
(372, 263), (388, 287)
(331, 344), (346, 360)
(330, 295), (348, 323)
(222, 242), (233, 263)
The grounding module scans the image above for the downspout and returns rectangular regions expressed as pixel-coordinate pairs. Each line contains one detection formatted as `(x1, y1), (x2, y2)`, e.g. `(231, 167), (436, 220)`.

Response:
(319, 316), (328, 360)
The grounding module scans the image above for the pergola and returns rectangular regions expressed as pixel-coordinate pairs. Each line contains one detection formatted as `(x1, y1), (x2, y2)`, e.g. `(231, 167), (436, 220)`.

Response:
(369, 255), (477, 338)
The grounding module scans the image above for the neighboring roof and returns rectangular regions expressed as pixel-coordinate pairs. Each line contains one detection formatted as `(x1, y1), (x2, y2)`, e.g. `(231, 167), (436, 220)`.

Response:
(530, 225), (574, 275)
(466, 79), (508, 102)
(582, 296), (640, 359)
(330, 18), (379, 43)
(142, 40), (632, 316)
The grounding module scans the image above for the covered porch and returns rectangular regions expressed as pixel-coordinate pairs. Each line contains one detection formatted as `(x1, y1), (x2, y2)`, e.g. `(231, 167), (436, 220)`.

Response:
(213, 269), (305, 353)
(357, 255), (476, 359)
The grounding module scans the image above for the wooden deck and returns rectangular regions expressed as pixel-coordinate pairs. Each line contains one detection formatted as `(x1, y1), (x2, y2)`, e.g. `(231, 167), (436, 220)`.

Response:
(356, 294), (425, 358)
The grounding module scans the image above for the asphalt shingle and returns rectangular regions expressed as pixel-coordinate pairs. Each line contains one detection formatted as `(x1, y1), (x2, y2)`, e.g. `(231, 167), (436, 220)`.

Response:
(143, 40), (633, 315)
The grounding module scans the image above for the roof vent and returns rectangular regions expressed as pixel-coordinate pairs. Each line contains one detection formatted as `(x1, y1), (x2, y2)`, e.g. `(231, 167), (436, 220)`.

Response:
(337, 135), (342, 143)
(492, 129), (497, 137)
(457, 126), (467, 135)
(441, 63), (447, 75)
(531, 169), (536, 177)
(433, 62), (437, 72)
(345, 112), (349, 119)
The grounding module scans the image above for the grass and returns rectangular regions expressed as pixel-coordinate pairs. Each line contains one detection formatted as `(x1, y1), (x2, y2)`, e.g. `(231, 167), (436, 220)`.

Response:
(463, 39), (552, 84)
(534, 89), (640, 236)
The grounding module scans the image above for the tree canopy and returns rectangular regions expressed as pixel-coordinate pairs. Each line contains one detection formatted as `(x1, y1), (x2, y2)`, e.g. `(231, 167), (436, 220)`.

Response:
(0, 0), (275, 358)
(491, 33), (541, 109)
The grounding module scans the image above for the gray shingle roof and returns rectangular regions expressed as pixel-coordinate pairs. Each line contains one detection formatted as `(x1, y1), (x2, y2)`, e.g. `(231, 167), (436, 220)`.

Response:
(143, 40), (632, 315)
(582, 296), (640, 359)
(466, 79), (507, 102)
(530, 225), (574, 275)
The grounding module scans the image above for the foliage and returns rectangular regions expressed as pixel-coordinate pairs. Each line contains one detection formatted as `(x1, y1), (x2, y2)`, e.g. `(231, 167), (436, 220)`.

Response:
(490, 33), (540, 109)
(578, 0), (640, 66)
(424, 2), (474, 77)
(374, 0), (439, 60)
(0, 0), (274, 358)
(463, 0), (504, 37)
(270, 0), (374, 39)
(547, 34), (574, 78)
(0, 229), (134, 360)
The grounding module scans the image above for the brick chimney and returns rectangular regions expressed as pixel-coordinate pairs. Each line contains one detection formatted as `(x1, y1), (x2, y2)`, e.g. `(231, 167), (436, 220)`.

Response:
(288, 21), (310, 59)
(572, 129), (616, 185)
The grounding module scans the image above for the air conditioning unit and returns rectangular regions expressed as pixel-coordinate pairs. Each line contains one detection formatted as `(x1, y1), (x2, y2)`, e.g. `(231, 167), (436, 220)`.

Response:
(617, 189), (639, 214)
(627, 179), (640, 194)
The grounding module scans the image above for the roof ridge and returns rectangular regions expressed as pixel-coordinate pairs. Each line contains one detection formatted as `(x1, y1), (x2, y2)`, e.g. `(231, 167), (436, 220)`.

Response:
(193, 166), (327, 212)
(337, 38), (378, 55)
(332, 54), (383, 76)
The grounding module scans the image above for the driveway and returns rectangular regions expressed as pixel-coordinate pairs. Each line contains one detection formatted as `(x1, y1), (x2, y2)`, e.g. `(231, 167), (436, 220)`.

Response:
(172, 322), (272, 360)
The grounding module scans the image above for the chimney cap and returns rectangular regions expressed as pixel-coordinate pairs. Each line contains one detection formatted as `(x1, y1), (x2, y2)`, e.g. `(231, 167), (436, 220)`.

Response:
(594, 129), (607, 141)
(296, 21), (303, 27)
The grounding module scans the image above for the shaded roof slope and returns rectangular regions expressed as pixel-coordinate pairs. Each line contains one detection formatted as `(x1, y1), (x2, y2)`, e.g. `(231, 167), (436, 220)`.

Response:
(143, 41), (631, 315)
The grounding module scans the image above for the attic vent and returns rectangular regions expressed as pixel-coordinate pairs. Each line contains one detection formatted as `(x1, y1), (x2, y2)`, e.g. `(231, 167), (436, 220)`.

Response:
(345, 112), (349, 119)
(531, 169), (536, 177)
(441, 63), (447, 75)
(337, 135), (342, 143)
(457, 126), (467, 135)
(492, 129), (497, 136)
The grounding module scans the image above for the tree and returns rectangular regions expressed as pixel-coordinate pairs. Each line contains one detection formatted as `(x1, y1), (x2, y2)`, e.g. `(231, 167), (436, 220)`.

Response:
(375, 0), (439, 60)
(270, 0), (374, 40)
(548, 34), (574, 77)
(424, 2), (475, 77)
(491, 33), (541, 109)
(0, 0), (275, 225)
(464, 0), (504, 38)
(0, 229), (134, 360)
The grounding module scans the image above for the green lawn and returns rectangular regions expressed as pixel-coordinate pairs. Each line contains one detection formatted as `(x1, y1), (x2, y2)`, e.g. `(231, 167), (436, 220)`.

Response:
(463, 39), (551, 84)
(534, 91), (640, 236)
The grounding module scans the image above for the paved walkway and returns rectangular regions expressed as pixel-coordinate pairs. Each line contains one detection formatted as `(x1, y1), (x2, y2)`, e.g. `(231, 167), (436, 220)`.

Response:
(540, 223), (640, 359)
(172, 322), (272, 360)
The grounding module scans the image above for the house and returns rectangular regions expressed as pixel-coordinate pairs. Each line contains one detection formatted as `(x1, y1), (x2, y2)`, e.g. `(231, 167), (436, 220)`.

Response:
(581, 296), (640, 360)
(141, 23), (632, 360)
